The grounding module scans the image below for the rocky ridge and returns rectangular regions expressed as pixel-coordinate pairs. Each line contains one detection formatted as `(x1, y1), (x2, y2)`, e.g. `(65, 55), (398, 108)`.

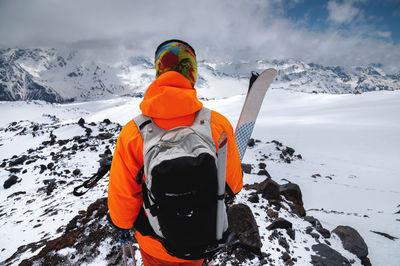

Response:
(0, 127), (373, 265)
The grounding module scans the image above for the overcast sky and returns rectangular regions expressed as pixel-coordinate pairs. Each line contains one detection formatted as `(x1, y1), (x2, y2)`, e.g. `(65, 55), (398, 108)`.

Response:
(0, 0), (399, 72)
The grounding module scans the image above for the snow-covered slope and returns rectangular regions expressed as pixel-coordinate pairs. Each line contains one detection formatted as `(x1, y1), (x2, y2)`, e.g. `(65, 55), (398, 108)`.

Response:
(1, 87), (399, 265)
(1, 48), (399, 103)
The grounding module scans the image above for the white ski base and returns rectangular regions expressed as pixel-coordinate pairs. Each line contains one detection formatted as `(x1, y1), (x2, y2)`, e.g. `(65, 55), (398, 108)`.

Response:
(235, 68), (277, 161)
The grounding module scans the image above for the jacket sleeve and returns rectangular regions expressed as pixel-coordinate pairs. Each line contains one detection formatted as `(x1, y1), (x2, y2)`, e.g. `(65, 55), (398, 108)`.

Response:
(108, 121), (144, 229)
(211, 111), (243, 195)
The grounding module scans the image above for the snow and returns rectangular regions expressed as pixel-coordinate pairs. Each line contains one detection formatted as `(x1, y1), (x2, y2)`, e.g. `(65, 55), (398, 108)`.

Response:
(1, 83), (400, 264)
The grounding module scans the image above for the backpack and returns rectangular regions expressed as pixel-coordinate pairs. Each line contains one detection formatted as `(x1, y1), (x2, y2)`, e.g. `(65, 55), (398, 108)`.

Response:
(133, 107), (235, 260)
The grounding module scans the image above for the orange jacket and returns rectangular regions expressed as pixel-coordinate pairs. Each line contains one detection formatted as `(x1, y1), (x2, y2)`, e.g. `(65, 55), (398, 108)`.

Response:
(108, 71), (243, 262)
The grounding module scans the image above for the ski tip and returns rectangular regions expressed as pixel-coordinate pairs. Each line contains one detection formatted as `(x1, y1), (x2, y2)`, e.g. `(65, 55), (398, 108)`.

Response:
(263, 68), (278, 76)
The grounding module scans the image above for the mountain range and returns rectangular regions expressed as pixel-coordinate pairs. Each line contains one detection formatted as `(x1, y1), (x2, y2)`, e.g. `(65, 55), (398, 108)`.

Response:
(1, 48), (399, 103)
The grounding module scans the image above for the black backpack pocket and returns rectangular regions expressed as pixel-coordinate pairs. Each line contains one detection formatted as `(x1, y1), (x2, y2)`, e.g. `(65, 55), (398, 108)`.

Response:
(150, 153), (218, 259)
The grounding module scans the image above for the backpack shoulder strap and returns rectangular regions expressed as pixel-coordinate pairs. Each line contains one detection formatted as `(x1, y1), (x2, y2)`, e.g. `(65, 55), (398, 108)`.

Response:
(194, 107), (212, 124)
(132, 114), (165, 146)
(133, 114), (152, 135)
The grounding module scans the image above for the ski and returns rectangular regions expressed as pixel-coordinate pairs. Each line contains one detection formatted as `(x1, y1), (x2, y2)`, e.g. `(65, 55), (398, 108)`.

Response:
(234, 68), (277, 161)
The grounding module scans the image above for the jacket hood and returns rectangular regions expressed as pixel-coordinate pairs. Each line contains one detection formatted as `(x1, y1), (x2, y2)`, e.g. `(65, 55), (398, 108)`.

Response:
(140, 71), (202, 119)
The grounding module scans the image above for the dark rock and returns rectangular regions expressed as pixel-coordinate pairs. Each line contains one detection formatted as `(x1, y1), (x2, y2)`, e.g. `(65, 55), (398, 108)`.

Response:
(311, 174), (321, 178)
(227, 203), (262, 254)
(284, 147), (295, 156)
(47, 162), (54, 170)
(9, 155), (29, 166)
(279, 182), (306, 217)
(332, 226), (368, 259)
(310, 232), (320, 240)
(306, 226), (314, 234)
(287, 203), (303, 217)
(370, 230), (398, 240)
(73, 136), (87, 144)
(247, 138), (255, 147)
(272, 140), (283, 147)
(7, 191), (27, 199)
(267, 218), (292, 230)
(258, 163), (266, 169)
(311, 244), (351, 266)
(316, 227), (331, 239)
(360, 256), (372, 266)
(77, 118), (85, 127)
(7, 167), (22, 173)
(304, 216), (322, 228)
(43, 179), (56, 185)
(260, 178), (280, 200)
(85, 128), (92, 136)
(99, 157), (112, 169)
(266, 208), (279, 219)
(257, 169), (272, 178)
(241, 163), (252, 174)
(278, 237), (289, 251)
(96, 133), (113, 140)
(281, 251), (291, 261)
(104, 148), (112, 155)
(279, 183), (303, 205)
(286, 228), (295, 240)
(72, 169), (81, 176)
(102, 119), (111, 125)
(0, 161), (6, 167)
(248, 194), (259, 203)
(4, 175), (20, 189)
(39, 164), (47, 174)
(25, 159), (37, 165)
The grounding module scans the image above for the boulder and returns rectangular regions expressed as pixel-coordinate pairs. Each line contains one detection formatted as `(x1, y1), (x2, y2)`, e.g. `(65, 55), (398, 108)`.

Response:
(4, 175), (20, 189)
(227, 203), (262, 254)
(9, 155), (29, 166)
(247, 138), (256, 147)
(257, 169), (272, 178)
(248, 194), (259, 203)
(279, 183), (303, 205)
(304, 216), (330, 238)
(304, 216), (321, 227)
(260, 178), (280, 200)
(77, 118), (85, 127)
(316, 227), (331, 239)
(72, 169), (81, 176)
(96, 133), (114, 140)
(241, 163), (252, 174)
(311, 244), (351, 266)
(332, 226), (368, 260)
(267, 218), (292, 230)
(102, 118), (111, 125)
(280, 182), (306, 217)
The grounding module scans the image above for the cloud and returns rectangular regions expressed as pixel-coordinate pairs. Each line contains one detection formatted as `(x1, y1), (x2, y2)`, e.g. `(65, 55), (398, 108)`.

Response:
(327, 0), (361, 24)
(0, 0), (399, 73)
(374, 31), (392, 38)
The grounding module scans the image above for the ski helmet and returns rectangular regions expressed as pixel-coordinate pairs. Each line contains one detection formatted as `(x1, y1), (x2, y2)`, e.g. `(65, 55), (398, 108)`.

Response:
(155, 39), (197, 87)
